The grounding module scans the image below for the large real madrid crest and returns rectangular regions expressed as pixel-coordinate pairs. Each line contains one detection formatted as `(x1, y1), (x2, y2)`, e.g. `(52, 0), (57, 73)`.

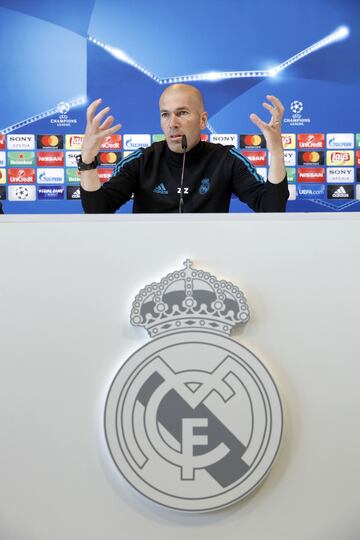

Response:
(104, 260), (283, 512)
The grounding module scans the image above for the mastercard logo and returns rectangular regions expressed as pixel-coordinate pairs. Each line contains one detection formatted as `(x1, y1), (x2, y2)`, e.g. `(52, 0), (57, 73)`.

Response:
(40, 135), (60, 147)
(302, 151), (321, 163)
(244, 135), (262, 146)
(99, 152), (118, 164)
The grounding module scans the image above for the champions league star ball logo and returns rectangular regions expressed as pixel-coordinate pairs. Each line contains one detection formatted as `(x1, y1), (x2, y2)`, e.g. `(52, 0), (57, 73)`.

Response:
(15, 186), (30, 200)
(57, 101), (70, 114)
(290, 100), (303, 115)
(104, 260), (283, 512)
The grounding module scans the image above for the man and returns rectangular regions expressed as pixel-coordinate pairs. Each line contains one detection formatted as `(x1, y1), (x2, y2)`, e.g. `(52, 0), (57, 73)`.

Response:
(79, 84), (288, 213)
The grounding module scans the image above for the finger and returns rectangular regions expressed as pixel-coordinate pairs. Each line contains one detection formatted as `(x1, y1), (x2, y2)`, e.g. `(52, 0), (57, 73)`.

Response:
(250, 113), (267, 131)
(101, 123), (122, 137)
(266, 95), (285, 114)
(86, 98), (102, 122)
(262, 102), (277, 116)
(93, 106), (111, 127)
(99, 115), (114, 130)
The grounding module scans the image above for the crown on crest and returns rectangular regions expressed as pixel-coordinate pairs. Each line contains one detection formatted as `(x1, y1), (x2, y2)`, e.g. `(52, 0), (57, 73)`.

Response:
(130, 260), (250, 338)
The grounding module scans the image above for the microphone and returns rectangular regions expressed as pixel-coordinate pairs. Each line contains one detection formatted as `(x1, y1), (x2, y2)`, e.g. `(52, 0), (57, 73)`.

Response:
(178, 135), (187, 213)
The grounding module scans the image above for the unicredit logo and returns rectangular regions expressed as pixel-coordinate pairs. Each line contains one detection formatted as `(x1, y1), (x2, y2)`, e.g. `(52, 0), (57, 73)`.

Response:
(8, 168), (35, 183)
(298, 134), (324, 149)
(101, 135), (122, 150)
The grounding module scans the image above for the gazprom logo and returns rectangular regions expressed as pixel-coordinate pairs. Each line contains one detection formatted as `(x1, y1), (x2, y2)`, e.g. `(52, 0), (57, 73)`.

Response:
(123, 134), (151, 150)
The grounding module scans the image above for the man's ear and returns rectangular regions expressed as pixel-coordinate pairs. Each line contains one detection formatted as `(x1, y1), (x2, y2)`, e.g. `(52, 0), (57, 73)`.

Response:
(200, 111), (208, 130)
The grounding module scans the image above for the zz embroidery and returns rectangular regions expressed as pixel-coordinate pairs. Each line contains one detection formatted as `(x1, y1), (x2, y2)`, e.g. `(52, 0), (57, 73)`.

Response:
(177, 187), (189, 194)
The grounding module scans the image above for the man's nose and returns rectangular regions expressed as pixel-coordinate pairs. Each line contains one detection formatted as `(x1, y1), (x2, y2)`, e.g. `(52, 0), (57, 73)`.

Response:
(169, 113), (179, 128)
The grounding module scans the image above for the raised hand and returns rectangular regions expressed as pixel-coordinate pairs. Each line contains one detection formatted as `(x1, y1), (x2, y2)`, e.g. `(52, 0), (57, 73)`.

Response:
(249, 95), (284, 154)
(81, 98), (122, 163)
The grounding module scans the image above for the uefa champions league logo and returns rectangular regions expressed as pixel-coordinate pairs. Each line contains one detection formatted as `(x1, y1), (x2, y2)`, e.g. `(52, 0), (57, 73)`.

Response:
(57, 101), (70, 114)
(104, 260), (283, 512)
(290, 100), (303, 115)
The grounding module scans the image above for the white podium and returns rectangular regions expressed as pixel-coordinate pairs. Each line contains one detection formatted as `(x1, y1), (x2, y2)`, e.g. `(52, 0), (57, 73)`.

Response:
(0, 213), (359, 539)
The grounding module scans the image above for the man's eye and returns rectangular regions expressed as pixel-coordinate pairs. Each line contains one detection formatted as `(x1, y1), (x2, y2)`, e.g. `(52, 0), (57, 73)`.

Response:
(179, 111), (188, 116)
(161, 113), (168, 118)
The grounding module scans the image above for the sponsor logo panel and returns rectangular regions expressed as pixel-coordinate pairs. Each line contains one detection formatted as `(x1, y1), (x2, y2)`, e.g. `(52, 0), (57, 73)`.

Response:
(0, 135), (5, 149)
(356, 150), (360, 166)
(357, 168), (360, 182)
(242, 150), (266, 166)
(37, 185), (64, 200)
(67, 185), (81, 200)
(297, 134), (324, 149)
(256, 167), (267, 180)
(0, 186), (6, 199)
(8, 185), (36, 201)
(0, 152), (6, 167)
(210, 134), (238, 147)
(100, 134), (122, 150)
(327, 185), (354, 199)
(326, 167), (354, 183)
(286, 167), (296, 183)
(356, 134), (360, 148)
(297, 184), (325, 199)
(281, 134), (296, 149)
(8, 151), (35, 166)
(8, 168), (35, 184)
(288, 184), (296, 200)
(269, 151), (295, 166)
(37, 135), (64, 149)
(0, 168), (6, 184)
(298, 151), (324, 165)
(66, 168), (81, 183)
(356, 185), (360, 199)
(37, 151), (64, 167)
(200, 134), (209, 141)
(240, 134), (266, 149)
(123, 151), (133, 158)
(326, 133), (354, 149)
(152, 134), (165, 143)
(98, 152), (121, 165)
(37, 168), (64, 184)
(65, 152), (78, 167)
(326, 151), (354, 166)
(65, 134), (84, 150)
(297, 167), (325, 183)
(123, 134), (151, 150)
(98, 168), (113, 183)
(7, 134), (35, 150)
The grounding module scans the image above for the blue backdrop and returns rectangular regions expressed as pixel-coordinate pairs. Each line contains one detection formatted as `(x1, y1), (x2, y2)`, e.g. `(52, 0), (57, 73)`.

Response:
(0, 0), (359, 213)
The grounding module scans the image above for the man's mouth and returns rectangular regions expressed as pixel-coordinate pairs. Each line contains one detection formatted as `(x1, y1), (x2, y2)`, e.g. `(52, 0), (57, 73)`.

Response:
(169, 134), (183, 141)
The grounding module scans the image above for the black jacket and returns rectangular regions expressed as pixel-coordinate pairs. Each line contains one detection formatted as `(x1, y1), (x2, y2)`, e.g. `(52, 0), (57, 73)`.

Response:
(81, 140), (289, 213)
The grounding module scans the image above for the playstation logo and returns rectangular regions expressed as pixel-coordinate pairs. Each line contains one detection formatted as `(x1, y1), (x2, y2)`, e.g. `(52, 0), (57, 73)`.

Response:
(104, 260), (283, 512)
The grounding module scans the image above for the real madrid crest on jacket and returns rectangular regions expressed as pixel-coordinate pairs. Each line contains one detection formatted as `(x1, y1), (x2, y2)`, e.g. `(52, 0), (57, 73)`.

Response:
(104, 260), (283, 512)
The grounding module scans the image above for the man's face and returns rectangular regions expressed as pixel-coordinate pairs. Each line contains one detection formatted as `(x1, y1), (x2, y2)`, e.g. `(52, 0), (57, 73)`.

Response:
(159, 87), (208, 153)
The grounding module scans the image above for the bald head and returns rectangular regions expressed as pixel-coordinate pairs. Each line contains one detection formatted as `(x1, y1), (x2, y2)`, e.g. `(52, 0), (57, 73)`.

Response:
(159, 84), (208, 153)
(159, 84), (205, 113)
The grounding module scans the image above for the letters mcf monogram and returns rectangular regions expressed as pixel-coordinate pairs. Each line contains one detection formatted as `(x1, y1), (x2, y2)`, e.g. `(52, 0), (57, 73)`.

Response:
(104, 260), (283, 512)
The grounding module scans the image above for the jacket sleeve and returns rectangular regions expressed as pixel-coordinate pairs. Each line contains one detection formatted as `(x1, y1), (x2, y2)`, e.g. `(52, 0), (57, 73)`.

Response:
(80, 149), (144, 213)
(229, 147), (289, 212)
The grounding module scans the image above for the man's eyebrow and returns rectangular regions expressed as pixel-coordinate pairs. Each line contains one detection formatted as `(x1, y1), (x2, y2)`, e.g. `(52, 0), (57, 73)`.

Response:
(160, 106), (191, 112)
